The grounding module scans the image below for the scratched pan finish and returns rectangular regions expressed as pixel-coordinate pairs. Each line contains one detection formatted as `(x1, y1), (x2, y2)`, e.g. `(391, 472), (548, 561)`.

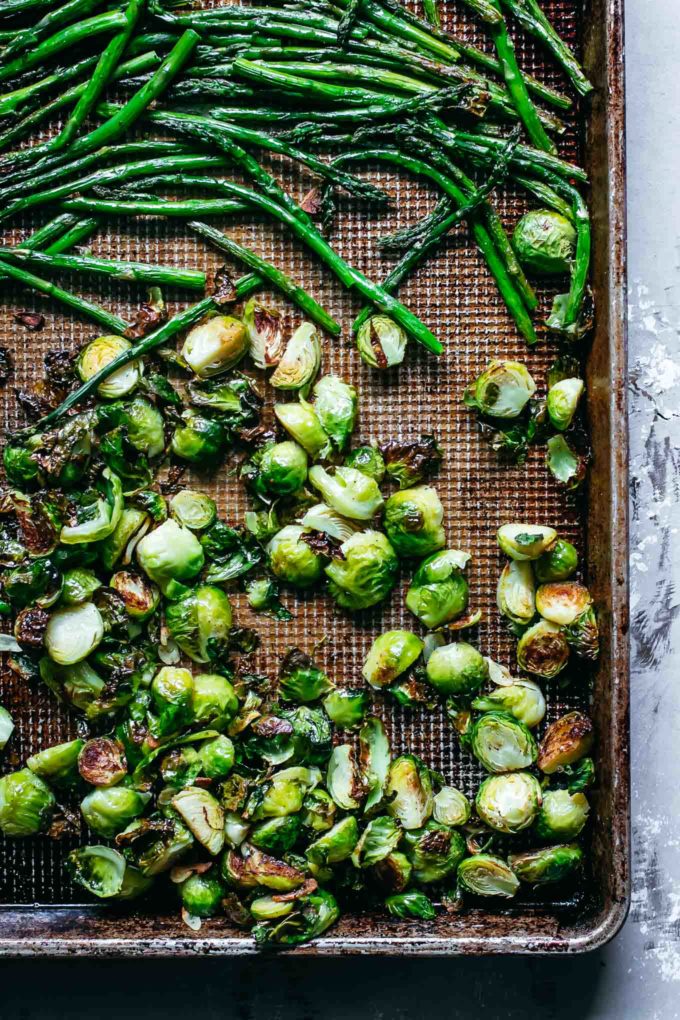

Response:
(0, 0), (628, 954)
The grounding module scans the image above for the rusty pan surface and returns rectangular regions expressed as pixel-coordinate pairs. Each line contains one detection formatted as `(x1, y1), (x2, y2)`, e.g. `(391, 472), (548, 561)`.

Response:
(0, 0), (629, 955)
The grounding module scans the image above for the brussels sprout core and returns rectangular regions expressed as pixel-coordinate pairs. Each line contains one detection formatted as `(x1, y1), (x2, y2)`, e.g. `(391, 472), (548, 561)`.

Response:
(170, 489), (217, 531)
(512, 210), (577, 275)
(432, 786), (471, 826)
(181, 314), (248, 377)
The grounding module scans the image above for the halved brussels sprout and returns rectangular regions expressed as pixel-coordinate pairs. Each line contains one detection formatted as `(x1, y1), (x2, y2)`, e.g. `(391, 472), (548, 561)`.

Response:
(326, 744), (364, 810)
(172, 787), (225, 854)
(307, 815), (359, 866)
(45, 602), (104, 665)
(351, 816), (401, 868)
(0, 706), (14, 751)
(383, 485), (445, 559)
(308, 465), (383, 521)
(123, 396), (165, 459)
(244, 298), (284, 369)
(360, 716), (390, 813)
(535, 789), (589, 841)
(2, 558), (62, 611)
(100, 506), (149, 572)
(457, 854), (520, 898)
(302, 788), (337, 832)
(270, 321), (322, 392)
(171, 411), (226, 465)
(385, 754), (433, 830)
(198, 735), (235, 779)
(344, 444), (385, 482)
(39, 658), (108, 721)
(497, 560), (536, 625)
(298, 504), (359, 544)
(537, 712), (594, 774)
(362, 630), (423, 689)
(356, 314), (407, 370)
(475, 772), (542, 833)
(77, 335), (142, 399)
(547, 378), (584, 432)
(312, 375), (357, 452)
(373, 851), (412, 893)
(122, 818), (194, 876)
(109, 571), (160, 620)
(77, 737), (125, 787)
(534, 539), (579, 583)
(0, 768), (55, 836)
(497, 524), (558, 561)
(470, 712), (538, 773)
(425, 641), (489, 697)
(403, 820), (466, 883)
(464, 360), (537, 419)
(250, 896), (294, 922)
(60, 468), (123, 545)
(252, 888), (339, 946)
(509, 843), (583, 885)
(68, 845), (150, 900)
(61, 568), (101, 606)
(246, 766), (319, 820)
(249, 815), (300, 854)
(432, 786), (471, 826)
(385, 890), (436, 919)
(136, 519), (205, 598)
(229, 846), (306, 892)
(472, 674), (546, 729)
(274, 400), (330, 459)
(517, 619), (570, 678)
(267, 525), (325, 589)
(535, 582), (592, 626)
(192, 673), (239, 728)
(165, 585), (232, 663)
(322, 688), (369, 729)
(180, 871), (225, 918)
(258, 441), (308, 497)
(182, 314), (248, 377)
(512, 210), (577, 274)
(405, 549), (470, 629)
(81, 786), (149, 838)
(170, 489), (217, 531)
(325, 530), (399, 612)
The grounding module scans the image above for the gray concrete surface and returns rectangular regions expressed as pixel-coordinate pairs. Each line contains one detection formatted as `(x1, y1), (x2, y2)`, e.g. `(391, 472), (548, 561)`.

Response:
(1, 1), (677, 1016)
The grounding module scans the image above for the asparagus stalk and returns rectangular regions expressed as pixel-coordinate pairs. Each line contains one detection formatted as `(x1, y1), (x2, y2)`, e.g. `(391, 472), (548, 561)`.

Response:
(189, 221), (341, 335)
(19, 213), (81, 251)
(44, 217), (99, 254)
(0, 247), (207, 290)
(59, 196), (249, 217)
(0, 54), (99, 117)
(1, 0), (103, 61)
(422, 0), (440, 28)
(499, 0), (593, 97)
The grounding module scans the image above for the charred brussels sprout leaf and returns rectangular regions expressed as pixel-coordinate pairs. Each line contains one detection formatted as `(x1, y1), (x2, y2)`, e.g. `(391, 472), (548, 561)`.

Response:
(61, 469), (123, 545)
(187, 374), (261, 432)
(381, 435), (443, 490)
(202, 521), (262, 584)
(360, 716), (391, 813)
(546, 435), (587, 490)
(509, 843), (583, 885)
(385, 890), (436, 920)
(325, 530), (398, 612)
(457, 854), (520, 898)
(245, 577), (292, 621)
(278, 647), (333, 703)
(0, 768), (55, 836)
(464, 361), (537, 419)
(2, 558), (62, 610)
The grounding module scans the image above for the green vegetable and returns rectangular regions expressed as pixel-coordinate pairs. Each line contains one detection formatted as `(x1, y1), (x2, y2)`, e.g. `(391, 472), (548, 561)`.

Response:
(44, 602), (104, 664)
(172, 787), (225, 854)
(383, 485), (445, 558)
(0, 768), (55, 836)
(274, 400), (331, 459)
(165, 585), (232, 663)
(385, 890), (436, 919)
(425, 641), (488, 697)
(171, 411), (226, 465)
(535, 789), (589, 841)
(344, 445), (385, 481)
(81, 786), (149, 838)
(312, 376), (357, 452)
(516, 619), (570, 678)
(405, 549), (470, 628)
(470, 712), (538, 773)
(534, 539), (578, 582)
(403, 820), (466, 883)
(497, 559), (536, 624)
(77, 335), (142, 399)
(356, 314), (407, 369)
(509, 843), (583, 885)
(27, 738), (84, 785)
(537, 711), (594, 774)
(472, 674), (546, 729)
(464, 360), (536, 418)
(546, 377), (584, 431)
(61, 568), (101, 605)
(307, 815), (359, 865)
(270, 321), (322, 393)
(457, 854), (520, 898)
(475, 772), (542, 833)
(362, 630), (423, 689)
(259, 441), (309, 497)
(180, 872), (225, 917)
(0, 707), (14, 751)
(267, 525), (325, 589)
(513, 209), (576, 273)
(325, 530), (399, 611)
(309, 465), (383, 521)
(497, 523), (558, 560)
(198, 735), (235, 779)
(351, 816), (400, 868)
(432, 786), (471, 826)
(279, 648), (333, 703)
(192, 673), (239, 728)
(385, 754), (433, 830)
(136, 519), (205, 598)
(181, 314), (249, 378)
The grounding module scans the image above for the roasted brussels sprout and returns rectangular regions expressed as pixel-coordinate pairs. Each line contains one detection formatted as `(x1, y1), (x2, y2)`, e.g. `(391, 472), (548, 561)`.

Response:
(151, 666), (194, 731)
(360, 716), (390, 812)
(509, 843), (583, 885)
(165, 585), (232, 663)
(538, 709), (591, 771)
(301, 788), (337, 833)
(245, 577), (292, 621)
(198, 735), (235, 779)
(496, 559), (536, 626)
(385, 754), (433, 830)
(172, 787), (225, 854)
(44, 602), (104, 664)
(0, 706), (14, 751)
(121, 396), (165, 460)
(252, 888), (339, 946)
(373, 851), (413, 893)
(512, 210), (577, 274)
(309, 465), (383, 521)
(77, 335), (142, 399)
(100, 506), (148, 571)
(362, 630), (423, 689)
(432, 786), (471, 826)
(356, 314), (407, 370)
(535, 789), (589, 841)
(464, 360), (537, 419)
(381, 434), (443, 490)
(350, 816), (400, 868)
(120, 817), (194, 876)
(535, 582), (592, 626)
(60, 468), (123, 545)
(457, 854), (520, 898)
(0, 768), (55, 836)
(136, 519), (205, 598)
(267, 525), (325, 589)
(344, 445), (385, 482)
(385, 890), (436, 919)
(182, 314), (248, 377)
(546, 378), (584, 432)
(81, 786), (149, 839)
(563, 605), (599, 660)
(3, 558), (63, 610)
(307, 816), (359, 866)
(475, 772), (542, 833)
(322, 688), (369, 729)
(77, 737), (125, 787)
(472, 674), (546, 729)
(383, 485), (445, 558)
(192, 673), (239, 728)
(180, 871), (226, 917)
(403, 821), (466, 883)
(243, 298), (284, 369)
(258, 441), (308, 497)
(170, 489), (217, 531)
(326, 744), (364, 810)
(270, 321), (322, 392)
(171, 411), (226, 465)
(249, 815), (300, 854)
(274, 400), (330, 459)
(534, 539), (579, 583)
(425, 641), (489, 697)
(312, 375), (357, 452)
(109, 571), (160, 620)
(470, 712), (538, 773)
(61, 568), (101, 606)
(246, 766), (318, 820)
(68, 845), (150, 900)
(249, 896), (294, 922)
(497, 524), (558, 561)
(405, 549), (470, 629)
(517, 619), (570, 678)
(325, 530), (399, 611)
(546, 435), (587, 490)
